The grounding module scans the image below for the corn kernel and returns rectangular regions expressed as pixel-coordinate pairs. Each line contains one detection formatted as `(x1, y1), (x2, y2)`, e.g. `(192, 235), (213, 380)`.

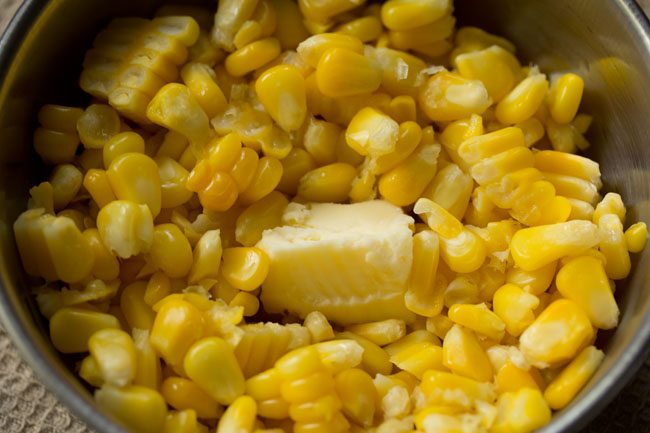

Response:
(384, 330), (440, 357)
(297, 162), (357, 203)
(303, 311), (335, 343)
(495, 73), (549, 125)
(448, 303), (505, 341)
(247, 368), (284, 401)
(593, 192), (626, 225)
(381, 0), (450, 31)
(297, 33), (364, 68)
(346, 107), (399, 158)
(439, 228), (487, 274)
(421, 164), (473, 221)
(492, 284), (539, 337)
(625, 222), (648, 253)
(97, 200), (154, 258)
(80, 355), (104, 387)
(150, 299), (204, 367)
(388, 16), (456, 50)
(49, 307), (120, 353)
(335, 16), (382, 42)
(33, 127), (80, 165)
(426, 315), (454, 340)
(83, 169), (116, 209)
(95, 385), (167, 433)
(316, 48), (382, 98)
(255, 65), (307, 132)
(103, 131), (145, 168)
(240, 156), (284, 205)
(495, 361), (540, 395)
(389, 341), (444, 379)
(335, 369), (377, 427)
(225, 37), (282, 77)
(418, 71), (491, 122)
(312, 340), (364, 375)
(88, 328), (137, 387)
(405, 230), (446, 317)
(215, 395), (257, 433)
(534, 150), (601, 186)
(299, 0), (362, 24)
(420, 370), (495, 409)
(222, 247), (270, 292)
(442, 324), (493, 382)
(181, 62), (227, 118)
(49, 164), (83, 210)
(230, 292), (260, 316)
(150, 223), (193, 278)
(598, 213), (631, 280)
(491, 388), (550, 433)
(77, 104), (121, 149)
(289, 393), (342, 423)
(337, 332), (392, 376)
(549, 73), (584, 124)
(379, 143), (440, 206)
(304, 117), (341, 165)
(346, 319), (406, 347)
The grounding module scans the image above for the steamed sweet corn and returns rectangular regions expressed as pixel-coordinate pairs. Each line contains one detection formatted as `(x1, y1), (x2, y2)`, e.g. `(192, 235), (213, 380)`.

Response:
(15, 2), (648, 433)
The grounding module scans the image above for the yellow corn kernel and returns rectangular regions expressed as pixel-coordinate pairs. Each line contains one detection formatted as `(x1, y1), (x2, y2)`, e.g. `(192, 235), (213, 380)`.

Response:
(247, 368), (284, 402)
(491, 388), (550, 433)
(348, 159), (377, 203)
(444, 276), (480, 312)
(505, 180), (559, 226)
(150, 224), (193, 278)
(239, 156), (284, 205)
(49, 164), (82, 210)
(95, 385), (167, 433)
(189, 32), (225, 66)
(156, 157), (192, 208)
(184, 337), (246, 405)
(80, 355), (104, 387)
(426, 315), (454, 340)
(470, 146), (535, 186)
(304, 117), (341, 165)
(374, 121), (422, 174)
(534, 150), (601, 186)
(454, 26), (515, 53)
(162, 377), (223, 419)
(542, 172), (599, 205)
(230, 292), (260, 316)
(346, 319), (406, 347)
(337, 332), (393, 376)
(39, 104), (84, 133)
(229, 149), (259, 194)
(448, 303), (505, 342)
(235, 0), (278, 48)
(336, 130), (365, 167)
(379, 143), (440, 206)
(147, 83), (211, 147)
(83, 169), (116, 208)
(438, 228), (487, 274)
(420, 370), (495, 409)
(455, 45), (520, 102)
(83, 228), (120, 281)
(510, 220), (600, 271)
(163, 409), (207, 433)
(150, 299), (204, 367)
(405, 230), (445, 317)
(236, 191), (288, 246)
(593, 192), (626, 224)
(519, 299), (594, 368)
(294, 411), (350, 433)
(188, 230), (223, 283)
(181, 62), (227, 118)
(598, 214), (631, 280)
(548, 73), (584, 124)
(102, 131), (145, 168)
(196, 171), (239, 212)
(442, 324), (493, 382)
(335, 16), (382, 42)
(225, 37), (282, 77)
(388, 15), (455, 50)
(157, 131), (188, 161)
(89, 328), (137, 387)
(33, 127), (79, 165)
(557, 256), (619, 329)
(267, 0), (306, 48)
(389, 341), (444, 379)
(495, 73), (549, 125)
(97, 200), (154, 258)
(257, 398), (290, 419)
(492, 284), (539, 337)
(543, 346), (604, 410)
(418, 71), (491, 122)
(77, 104), (121, 149)
(457, 127), (526, 166)
(281, 370), (335, 404)
(49, 307), (120, 353)
(380, 0), (449, 31)
(316, 48), (382, 98)
(421, 164), (473, 221)
(211, 0), (259, 50)
(297, 33), (364, 68)
(513, 117), (545, 147)
(206, 133), (243, 173)
(275, 346), (324, 380)
(132, 329), (161, 390)
(289, 394), (342, 423)
(495, 361), (540, 395)
(299, 0), (361, 23)
(297, 163), (357, 203)
(346, 107), (399, 158)
(625, 222), (648, 253)
(120, 281), (156, 331)
(367, 49), (424, 99)
(384, 330), (440, 357)
(303, 311), (335, 343)
(335, 369), (377, 427)
(256, 65), (307, 132)
(221, 247), (270, 292)
(386, 95), (417, 123)
(107, 152), (162, 216)
(567, 198), (595, 221)
(216, 395), (257, 433)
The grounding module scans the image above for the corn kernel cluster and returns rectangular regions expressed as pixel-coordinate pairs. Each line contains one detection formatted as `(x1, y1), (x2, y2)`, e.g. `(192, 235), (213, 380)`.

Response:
(13, 0), (649, 433)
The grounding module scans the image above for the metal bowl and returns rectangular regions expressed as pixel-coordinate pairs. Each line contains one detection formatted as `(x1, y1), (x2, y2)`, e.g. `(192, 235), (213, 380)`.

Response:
(1, 1), (650, 432)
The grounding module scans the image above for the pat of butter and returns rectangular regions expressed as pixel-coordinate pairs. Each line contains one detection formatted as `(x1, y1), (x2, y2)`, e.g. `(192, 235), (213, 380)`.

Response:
(257, 200), (415, 325)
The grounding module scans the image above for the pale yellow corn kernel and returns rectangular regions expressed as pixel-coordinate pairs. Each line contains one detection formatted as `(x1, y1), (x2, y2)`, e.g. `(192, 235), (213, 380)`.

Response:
(302, 118), (339, 165)
(448, 303), (506, 341)
(445, 277), (479, 311)
(193, 171), (239, 213)
(275, 346), (324, 380)
(543, 346), (604, 410)
(235, 0), (278, 48)
(405, 230), (445, 317)
(81, 229), (118, 281)
(213, 277), (240, 303)
(337, 331), (392, 376)
(33, 127), (79, 165)
(442, 324), (493, 382)
(346, 319), (406, 347)
(534, 150), (601, 186)
(13, 210), (58, 280)
(384, 330), (440, 357)
(493, 284), (539, 337)
(439, 228), (487, 274)
(107, 152), (162, 217)
(514, 191), (572, 228)
(88, 328), (137, 387)
(246, 368), (283, 401)
(95, 385), (167, 433)
(157, 130), (188, 161)
(49, 164), (82, 210)
(542, 172), (599, 205)
(221, 247), (270, 292)
(189, 230), (223, 283)
(256, 398), (290, 419)
(439, 114), (483, 171)
(281, 370), (335, 404)
(150, 299), (204, 367)
(303, 311), (335, 343)
(230, 148), (261, 193)
(151, 15), (200, 46)
(556, 256), (619, 329)
(239, 156), (284, 205)
(548, 73), (584, 124)
(335, 368), (377, 427)
(495, 73), (549, 125)
(230, 292), (260, 317)
(470, 146), (535, 186)
(335, 130), (365, 167)
(389, 341), (444, 379)
(225, 37), (282, 77)
(373, 122), (421, 175)
(297, 162), (357, 203)
(420, 370), (495, 409)
(272, 0), (310, 49)
(458, 126), (526, 166)
(189, 32), (225, 66)
(132, 328), (161, 390)
(236, 191), (288, 247)
(593, 192), (626, 225)
(294, 411), (350, 433)
(147, 83), (211, 147)
(163, 409), (207, 433)
(162, 377), (223, 419)
(421, 164), (473, 221)
(256, 65), (307, 132)
(346, 107), (399, 158)
(80, 355), (104, 387)
(38, 104), (84, 133)
(181, 62), (227, 118)
(288, 393), (342, 423)
(49, 307), (120, 353)
(514, 117), (545, 147)
(260, 125), (293, 160)
(418, 71), (491, 122)
(387, 95), (417, 123)
(379, 143), (440, 206)
(150, 224), (193, 278)
(83, 169), (116, 209)
(335, 16), (382, 42)
(370, 48), (426, 98)
(491, 388), (550, 433)
(215, 396), (256, 433)
(381, 0), (449, 31)
(120, 281), (155, 331)
(454, 26), (516, 53)
(426, 315), (454, 340)
(510, 220), (600, 271)
(495, 361), (540, 395)
(519, 299), (594, 368)
(388, 15), (456, 50)
(97, 200), (154, 258)
(311, 340), (364, 375)
(156, 157), (192, 209)
(348, 159), (377, 203)
(625, 222), (648, 253)
(211, 0), (259, 51)
(77, 104), (121, 149)
(316, 48), (382, 98)
(413, 198), (459, 237)
(184, 337), (246, 405)
(456, 46), (520, 103)
(297, 33), (364, 68)
(598, 213), (631, 280)
(572, 112), (593, 135)
(567, 198), (595, 221)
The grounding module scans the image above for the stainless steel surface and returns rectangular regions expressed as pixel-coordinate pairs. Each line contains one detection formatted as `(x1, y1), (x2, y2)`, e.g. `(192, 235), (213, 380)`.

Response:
(1, 1), (650, 433)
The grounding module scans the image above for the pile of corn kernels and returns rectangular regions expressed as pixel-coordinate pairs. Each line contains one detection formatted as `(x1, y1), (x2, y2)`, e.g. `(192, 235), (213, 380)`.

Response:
(13, 0), (649, 432)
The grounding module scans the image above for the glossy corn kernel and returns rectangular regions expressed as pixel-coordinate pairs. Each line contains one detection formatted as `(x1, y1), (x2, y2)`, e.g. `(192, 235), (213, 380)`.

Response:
(240, 156), (284, 205)
(102, 131), (145, 167)
(491, 388), (551, 433)
(548, 73), (584, 124)
(184, 337), (246, 405)
(458, 126), (526, 166)
(236, 191), (288, 246)
(50, 307), (120, 353)
(337, 332), (393, 376)
(297, 163), (357, 203)
(275, 346), (323, 380)
(448, 303), (506, 342)
(297, 33), (364, 68)
(216, 395), (257, 433)
(221, 247), (270, 292)
(304, 117), (341, 165)
(335, 369), (377, 427)
(312, 340), (364, 375)
(97, 200), (154, 258)
(542, 172), (599, 205)
(131, 329), (161, 390)
(470, 146), (535, 187)
(625, 222), (648, 253)
(281, 369), (336, 404)
(150, 224), (193, 278)
(534, 150), (602, 186)
(374, 121), (422, 175)
(426, 315), (454, 340)
(83, 169), (116, 209)
(456, 46), (520, 103)
(211, 0), (259, 50)
(184, 229), (221, 283)
(82, 228), (120, 281)
(247, 368), (283, 401)
(369, 48), (426, 98)
(419, 70), (491, 123)
(150, 299), (204, 367)
(33, 127), (80, 165)
(39, 104), (83, 133)
(49, 164), (83, 210)
(510, 220), (600, 271)
(495, 361), (540, 395)
(421, 164), (473, 221)
(439, 228), (487, 274)
(161, 377), (222, 420)
(303, 311), (335, 343)
(389, 341), (444, 380)
(543, 346), (604, 410)
(316, 48), (382, 98)
(230, 292), (260, 316)
(381, 0), (450, 31)
(599, 214), (631, 280)
(388, 15), (455, 50)
(495, 73), (549, 125)
(256, 65), (307, 132)
(225, 37), (282, 77)
(492, 284), (539, 337)
(593, 192), (626, 225)
(346, 319), (406, 347)
(156, 157), (192, 208)
(77, 104), (121, 149)
(288, 393), (342, 423)
(120, 281), (156, 331)
(181, 62), (227, 118)
(95, 385), (167, 433)
(520, 299), (594, 368)
(88, 328), (137, 387)
(80, 355), (104, 387)
(442, 324), (493, 382)
(384, 330), (440, 356)
(346, 107), (399, 158)
(420, 370), (495, 409)
(405, 230), (445, 317)
(335, 16), (382, 42)
(196, 171), (240, 212)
